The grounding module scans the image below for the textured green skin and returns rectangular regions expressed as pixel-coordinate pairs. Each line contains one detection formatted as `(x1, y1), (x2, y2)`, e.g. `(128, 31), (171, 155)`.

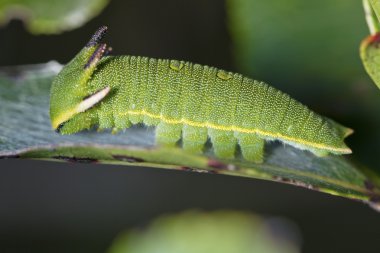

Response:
(50, 29), (352, 162)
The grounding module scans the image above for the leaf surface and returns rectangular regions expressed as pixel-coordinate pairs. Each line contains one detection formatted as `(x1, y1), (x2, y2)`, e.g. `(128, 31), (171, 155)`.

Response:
(0, 63), (379, 211)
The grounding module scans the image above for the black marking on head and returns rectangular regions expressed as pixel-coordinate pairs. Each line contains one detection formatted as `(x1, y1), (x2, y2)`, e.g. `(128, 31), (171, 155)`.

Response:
(55, 122), (66, 133)
(112, 155), (145, 163)
(84, 43), (107, 69)
(86, 26), (108, 47)
(52, 156), (98, 163)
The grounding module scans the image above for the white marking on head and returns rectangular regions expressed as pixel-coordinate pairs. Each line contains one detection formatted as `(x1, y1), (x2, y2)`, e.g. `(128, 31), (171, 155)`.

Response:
(77, 86), (110, 113)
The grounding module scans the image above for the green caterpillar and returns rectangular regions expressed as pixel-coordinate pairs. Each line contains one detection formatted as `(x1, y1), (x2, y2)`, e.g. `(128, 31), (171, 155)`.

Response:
(50, 26), (353, 163)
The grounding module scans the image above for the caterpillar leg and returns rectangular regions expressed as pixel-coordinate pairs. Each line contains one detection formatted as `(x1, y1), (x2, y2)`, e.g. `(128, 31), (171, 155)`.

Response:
(208, 129), (237, 159)
(182, 125), (208, 154)
(129, 114), (143, 124)
(235, 133), (265, 163)
(114, 116), (132, 129)
(155, 122), (182, 147)
(98, 109), (114, 129)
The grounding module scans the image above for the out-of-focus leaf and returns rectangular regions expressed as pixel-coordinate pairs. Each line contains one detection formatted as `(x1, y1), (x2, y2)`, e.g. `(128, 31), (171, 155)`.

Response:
(108, 211), (300, 253)
(1, 63), (380, 211)
(361, 0), (380, 89)
(360, 33), (380, 89)
(0, 0), (110, 34)
(370, 0), (380, 22)
(227, 0), (366, 90)
(363, 0), (380, 35)
(227, 0), (380, 173)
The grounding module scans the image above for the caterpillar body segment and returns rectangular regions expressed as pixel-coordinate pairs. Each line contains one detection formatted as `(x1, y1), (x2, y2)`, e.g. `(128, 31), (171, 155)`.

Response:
(50, 26), (353, 163)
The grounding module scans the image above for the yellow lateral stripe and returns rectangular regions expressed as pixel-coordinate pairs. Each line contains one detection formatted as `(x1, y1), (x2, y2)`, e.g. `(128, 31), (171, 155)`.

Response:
(121, 110), (351, 153)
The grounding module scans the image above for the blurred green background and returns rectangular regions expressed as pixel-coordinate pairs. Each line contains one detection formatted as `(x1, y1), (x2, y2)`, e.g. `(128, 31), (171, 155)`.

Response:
(0, 0), (380, 252)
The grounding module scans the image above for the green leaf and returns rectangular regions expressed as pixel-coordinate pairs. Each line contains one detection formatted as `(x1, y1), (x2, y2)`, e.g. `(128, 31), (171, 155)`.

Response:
(363, 0), (380, 35)
(360, 33), (380, 89)
(107, 211), (300, 253)
(1, 63), (380, 211)
(370, 0), (380, 24)
(0, 0), (110, 34)
(361, 0), (380, 89)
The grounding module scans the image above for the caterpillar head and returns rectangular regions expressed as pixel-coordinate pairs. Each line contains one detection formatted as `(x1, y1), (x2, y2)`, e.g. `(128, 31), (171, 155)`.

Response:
(50, 26), (112, 134)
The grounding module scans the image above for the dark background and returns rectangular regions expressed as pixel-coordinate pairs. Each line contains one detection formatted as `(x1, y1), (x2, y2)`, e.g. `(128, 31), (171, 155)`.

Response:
(1, 0), (380, 252)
